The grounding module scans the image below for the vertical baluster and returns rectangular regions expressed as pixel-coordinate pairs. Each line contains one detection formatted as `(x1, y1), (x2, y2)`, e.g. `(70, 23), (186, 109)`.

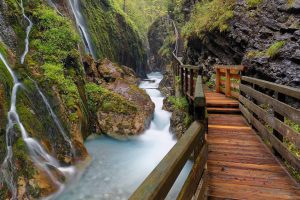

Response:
(216, 68), (220, 93)
(190, 69), (194, 97)
(273, 92), (285, 158)
(180, 66), (184, 94)
(225, 68), (231, 97)
(185, 68), (188, 95)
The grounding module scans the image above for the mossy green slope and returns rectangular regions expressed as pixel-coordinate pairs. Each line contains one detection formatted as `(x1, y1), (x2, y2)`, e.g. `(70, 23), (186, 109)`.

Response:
(80, 0), (147, 76)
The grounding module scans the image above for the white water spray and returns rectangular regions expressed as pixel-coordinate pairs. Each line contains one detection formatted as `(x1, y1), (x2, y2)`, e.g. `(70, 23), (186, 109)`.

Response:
(0, 53), (75, 199)
(20, 0), (33, 64)
(68, 0), (96, 59)
(33, 80), (75, 156)
(47, 0), (63, 16)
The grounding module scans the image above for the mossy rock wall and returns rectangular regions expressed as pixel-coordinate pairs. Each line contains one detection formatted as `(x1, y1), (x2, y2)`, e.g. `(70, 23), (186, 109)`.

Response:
(80, 0), (147, 77)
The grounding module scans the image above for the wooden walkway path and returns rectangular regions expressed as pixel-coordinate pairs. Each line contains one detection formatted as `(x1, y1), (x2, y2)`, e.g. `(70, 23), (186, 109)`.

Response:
(205, 91), (300, 199)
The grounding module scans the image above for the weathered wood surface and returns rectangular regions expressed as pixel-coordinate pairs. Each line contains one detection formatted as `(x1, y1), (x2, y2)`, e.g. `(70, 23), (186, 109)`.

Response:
(129, 121), (205, 200)
(214, 65), (244, 98)
(241, 76), (300, 100)
(240, 84), (300, 124)
(205, 91), (300, 199)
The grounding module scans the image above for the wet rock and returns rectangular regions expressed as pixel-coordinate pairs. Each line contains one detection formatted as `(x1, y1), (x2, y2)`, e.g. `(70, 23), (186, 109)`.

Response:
(185, 0), (300, 87)
(84, 58), (155, 139)
(147, 16), (173, 72)
(0, 1), (17, 51)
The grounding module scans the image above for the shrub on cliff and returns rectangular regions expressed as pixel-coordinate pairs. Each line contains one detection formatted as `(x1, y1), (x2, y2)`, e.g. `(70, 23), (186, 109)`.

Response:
(182, 0), (236, 38)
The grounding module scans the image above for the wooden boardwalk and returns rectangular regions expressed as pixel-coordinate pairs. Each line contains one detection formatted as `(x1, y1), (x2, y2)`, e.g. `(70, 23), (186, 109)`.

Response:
(206, 91), (300, 199)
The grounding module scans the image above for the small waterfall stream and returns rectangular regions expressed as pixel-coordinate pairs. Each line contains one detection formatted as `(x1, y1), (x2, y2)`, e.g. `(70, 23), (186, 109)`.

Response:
(20, 0), (33, 64)
(0, 53), (76, 199)
(68, 0), (96, 59)
(56, 72), (192, 200)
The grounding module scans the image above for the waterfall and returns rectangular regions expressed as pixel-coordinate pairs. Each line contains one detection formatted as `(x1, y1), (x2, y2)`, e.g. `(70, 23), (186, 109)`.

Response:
(0, 53), (75, 199)
(32, 80), (75, 156)
(20, 0), (33, 64)
(47, 0), (63, 16)
(68, 0), (96, 59)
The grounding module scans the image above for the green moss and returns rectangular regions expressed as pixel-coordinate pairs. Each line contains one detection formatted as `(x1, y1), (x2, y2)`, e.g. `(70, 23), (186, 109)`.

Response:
(31, 5), (80, 64)
(183, 0), (236, 38)
(42, 63), (80, 117)
(246, 41), (286, 59)
(85, 82), (137, 114)
(80, 0), (147, 71)
(266, 41), (286, 58)
(246, 0), (263, 8)
(167, 96), (189, 111)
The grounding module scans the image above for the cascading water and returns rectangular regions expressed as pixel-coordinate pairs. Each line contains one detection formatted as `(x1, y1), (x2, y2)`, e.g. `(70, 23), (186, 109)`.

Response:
(0, 53), (76, 199)
(20, 0), (33, 64)
(56, 72), (192, 200)
(68, 0), (96, 59)
(33, 81), (74, 156)
(47, 0), (63, 16)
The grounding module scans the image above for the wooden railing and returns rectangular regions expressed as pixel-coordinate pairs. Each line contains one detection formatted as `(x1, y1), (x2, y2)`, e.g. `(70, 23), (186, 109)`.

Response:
(239, 76), (300, 172)
(215, 65), (245, 98)
(129, 121), (208, 200)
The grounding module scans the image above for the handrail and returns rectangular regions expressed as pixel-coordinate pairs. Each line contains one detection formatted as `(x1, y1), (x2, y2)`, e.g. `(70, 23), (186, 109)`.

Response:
(215, 65), (245, 98)
(241, 76), (300, 100)
(129, 121), (207, 200)
(240, 76), (300, 173)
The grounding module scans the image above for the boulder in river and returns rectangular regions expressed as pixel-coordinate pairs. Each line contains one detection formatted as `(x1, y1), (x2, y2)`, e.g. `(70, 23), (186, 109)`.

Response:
(84, 58), (155, 139)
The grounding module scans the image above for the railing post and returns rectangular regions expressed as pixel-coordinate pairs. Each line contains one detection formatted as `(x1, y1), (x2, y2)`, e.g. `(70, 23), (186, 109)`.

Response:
(185, 68), (188, 95)
(190, 69), (194, 97)
(273, 92), (285, 158)
(216, 68), (220, 93)
(225, 68), (231, 97)
(180, 66), (184, 95)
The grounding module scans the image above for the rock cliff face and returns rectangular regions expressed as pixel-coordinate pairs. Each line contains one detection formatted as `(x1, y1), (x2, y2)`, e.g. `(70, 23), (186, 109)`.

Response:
(148, 16), (173, 72)
(184, 0), (300, 87)
(79, 0), (148, 77)
(0, 0), (153, 199)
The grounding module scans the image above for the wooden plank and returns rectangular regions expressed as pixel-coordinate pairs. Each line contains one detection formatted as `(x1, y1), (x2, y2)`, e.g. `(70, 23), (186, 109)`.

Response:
(194, 75), (205, 106)
(239, 95), (300, 149)
(240, 84), (300, 124)
(215, 65), (245, 71)
(196, 170), (208, 200)
(242, 76), (300, 100)
(239, 104), (300, 171)
(219, 68), (241, 75)
(129, 122), (204, 200)
(208, 182), (300, 200)
(177, 143), (208, 200)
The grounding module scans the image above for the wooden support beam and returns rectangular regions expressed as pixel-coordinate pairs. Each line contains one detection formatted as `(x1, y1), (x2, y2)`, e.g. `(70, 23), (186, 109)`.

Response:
(225, 69), (231, 97)
(216, 68), (220, 93)
(190, 69), (194, 97)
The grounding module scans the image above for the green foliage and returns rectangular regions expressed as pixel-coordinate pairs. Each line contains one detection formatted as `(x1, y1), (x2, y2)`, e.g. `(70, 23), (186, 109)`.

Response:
(246, 0), (263, 8)
(31, 5), (80, 64)
(246, 41), (286, 59)
(158, 34), (176, 58)
(85, 83), (137, 114)
(81, 0), (147, 69)
(113, 0), (169, 40)
(266, 41), (286, 58)
(183, 0), (236, 38)
(167, 96), (189, 111)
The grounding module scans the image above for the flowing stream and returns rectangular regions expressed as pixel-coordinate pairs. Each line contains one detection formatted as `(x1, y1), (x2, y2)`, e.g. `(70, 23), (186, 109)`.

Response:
(20, 0), (33, 64)
(56, 72), (192, 200)
(68, 0), (96, 59)
(0, 53), (76, 200)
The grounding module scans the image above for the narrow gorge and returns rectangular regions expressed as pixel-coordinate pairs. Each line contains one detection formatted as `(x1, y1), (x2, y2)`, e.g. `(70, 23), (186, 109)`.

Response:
(0, 0), (299, 199)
